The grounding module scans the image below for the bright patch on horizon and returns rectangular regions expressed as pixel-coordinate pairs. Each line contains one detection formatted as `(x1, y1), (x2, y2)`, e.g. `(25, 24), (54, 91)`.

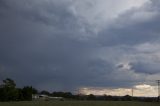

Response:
(79, 84), (157, 97)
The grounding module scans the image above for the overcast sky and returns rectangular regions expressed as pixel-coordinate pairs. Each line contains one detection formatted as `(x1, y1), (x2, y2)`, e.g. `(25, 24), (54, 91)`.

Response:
(0, 0), (160, 94)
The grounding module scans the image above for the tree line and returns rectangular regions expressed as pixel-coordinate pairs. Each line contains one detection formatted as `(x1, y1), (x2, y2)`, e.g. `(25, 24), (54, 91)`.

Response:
(0, 78), (37, 101)
(0, 78), (78, 101)
(0, 78), (158, 102)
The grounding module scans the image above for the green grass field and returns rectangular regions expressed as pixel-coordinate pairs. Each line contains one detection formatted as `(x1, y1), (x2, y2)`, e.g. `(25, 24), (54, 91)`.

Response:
(0, 101), (159, 106)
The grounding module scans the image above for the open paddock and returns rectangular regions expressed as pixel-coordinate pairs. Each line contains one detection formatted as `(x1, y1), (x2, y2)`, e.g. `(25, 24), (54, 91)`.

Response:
(0, 101), (159, 106)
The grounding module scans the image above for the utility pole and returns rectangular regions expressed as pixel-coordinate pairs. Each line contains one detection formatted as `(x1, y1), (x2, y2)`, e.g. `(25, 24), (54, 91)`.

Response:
(132, 88), (134, 97)
(131, 88), (134, 101)
(156, 80), (160, 101)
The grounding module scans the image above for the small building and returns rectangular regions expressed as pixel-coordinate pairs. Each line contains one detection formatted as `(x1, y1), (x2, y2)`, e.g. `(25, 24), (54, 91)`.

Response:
(32, 94), (64, 101)
(32, 94), (40, 99)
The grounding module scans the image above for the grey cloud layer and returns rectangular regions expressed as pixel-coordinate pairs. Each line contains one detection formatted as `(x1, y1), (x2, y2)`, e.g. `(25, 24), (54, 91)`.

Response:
(0, 0), (160, 91)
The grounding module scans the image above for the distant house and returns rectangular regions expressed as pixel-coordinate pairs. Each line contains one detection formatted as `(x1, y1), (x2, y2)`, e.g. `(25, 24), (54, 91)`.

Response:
(32, 94), (64, 101)
(32, 94), (39, 99)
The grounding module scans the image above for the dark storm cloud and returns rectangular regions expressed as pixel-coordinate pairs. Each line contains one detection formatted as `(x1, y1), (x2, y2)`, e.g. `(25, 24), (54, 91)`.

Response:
(0, 0), (7, 8)
(131, 62), (160, 74)
(0, 0), (160, 91)
(0, 0), (99, 91)
(98, 3), (160, 46)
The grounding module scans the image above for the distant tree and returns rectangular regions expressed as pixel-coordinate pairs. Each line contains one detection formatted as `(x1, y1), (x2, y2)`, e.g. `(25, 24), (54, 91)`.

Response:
(64, 92), (73, 98)
(100, 94), (108, 100)
(51, 92), (73, 98)
(40, 90), (50, 95)
(17, 88), (24, 101)
(87, 94), (96, 100)
(0, 78), (18, 101)
(52, 92), (63, 97)
(106, 95), (113, 101)
(3, 78), (16, 88)
(32, 87), (38, 94)
(122, 95), (132, 101)
(22, 86), (38, 101)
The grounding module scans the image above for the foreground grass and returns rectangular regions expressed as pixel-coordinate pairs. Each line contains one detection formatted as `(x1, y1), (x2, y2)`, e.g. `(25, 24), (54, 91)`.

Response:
(0, 101), (159, 106)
